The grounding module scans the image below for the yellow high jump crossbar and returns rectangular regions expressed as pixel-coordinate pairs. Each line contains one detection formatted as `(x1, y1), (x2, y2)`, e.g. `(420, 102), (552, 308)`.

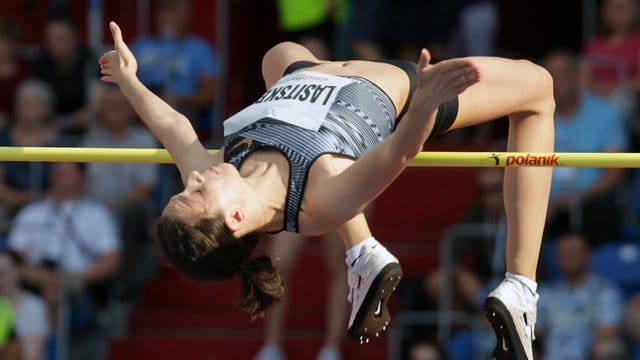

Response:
(0, 147), (639, 168)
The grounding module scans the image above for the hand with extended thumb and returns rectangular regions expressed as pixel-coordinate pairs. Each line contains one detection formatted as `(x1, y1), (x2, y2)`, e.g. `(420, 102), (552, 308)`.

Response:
(98, 21), (138, 85)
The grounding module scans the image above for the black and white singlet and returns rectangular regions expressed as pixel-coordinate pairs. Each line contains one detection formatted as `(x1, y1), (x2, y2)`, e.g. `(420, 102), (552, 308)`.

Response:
(223, 60), (455, 233)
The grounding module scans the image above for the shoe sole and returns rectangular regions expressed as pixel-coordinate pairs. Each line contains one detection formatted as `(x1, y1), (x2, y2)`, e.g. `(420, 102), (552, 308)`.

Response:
(347, 262), (402, 343)
(483, 297), (530, 360)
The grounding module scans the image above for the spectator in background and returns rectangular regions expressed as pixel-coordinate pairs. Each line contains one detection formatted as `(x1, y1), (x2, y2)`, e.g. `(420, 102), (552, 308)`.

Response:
(0, 250), (49, 360)
(543, 49), (629, 246)
(582, 0), (640, 117)
(254, 232), (347, 360)
(0, 20), (27, 129)
(31, 11), (97, 136)
(275, 0), (348, 59)
(131, 0), (218, 139)
(0, 79), (59, 235)
(398, 166), (508, 360)
(131, 0), (218, 213)
(82, 83), (158, 303)
(537, 232), (623, 360)
(420, 167), (507, 314)
(7, 162), (120, 360)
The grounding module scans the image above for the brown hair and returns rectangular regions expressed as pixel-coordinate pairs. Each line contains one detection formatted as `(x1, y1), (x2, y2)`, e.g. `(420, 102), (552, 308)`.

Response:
(156, 215), (284, 318)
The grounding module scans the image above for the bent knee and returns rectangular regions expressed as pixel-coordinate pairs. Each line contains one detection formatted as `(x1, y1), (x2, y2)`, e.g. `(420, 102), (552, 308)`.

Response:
(262, 42), (316, 70)
(263, 42), (306, 63)
(519, 59), (555, 114)
(262, 42), (319, 86)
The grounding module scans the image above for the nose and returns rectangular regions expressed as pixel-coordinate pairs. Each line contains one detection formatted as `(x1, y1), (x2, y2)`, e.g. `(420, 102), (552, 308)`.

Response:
(185, 170), (205, 190)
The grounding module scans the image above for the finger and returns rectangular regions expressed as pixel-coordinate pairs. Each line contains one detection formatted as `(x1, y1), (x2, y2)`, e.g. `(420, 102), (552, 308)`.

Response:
(452, 74), (480, 92)
(101, 76), (115, 83)
(109, 21), (133, 55)
(109, 21), (124, 48)
(434, 58), (475, 72)
(445, 62), (477, 77)
(450, 69), (480, 87)
(417, 49), (431, 70)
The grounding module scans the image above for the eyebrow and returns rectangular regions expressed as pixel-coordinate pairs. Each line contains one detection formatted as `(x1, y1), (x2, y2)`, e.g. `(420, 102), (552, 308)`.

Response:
(174, 191), (208, 211)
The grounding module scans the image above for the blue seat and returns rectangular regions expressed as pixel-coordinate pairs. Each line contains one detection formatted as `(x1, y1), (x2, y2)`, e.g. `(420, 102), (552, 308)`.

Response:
(447, 330), (473, 360)
(591, 242), (640, 299)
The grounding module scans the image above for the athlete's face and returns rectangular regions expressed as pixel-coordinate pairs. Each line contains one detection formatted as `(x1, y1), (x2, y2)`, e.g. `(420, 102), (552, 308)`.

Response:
(164, 163), (244, 219)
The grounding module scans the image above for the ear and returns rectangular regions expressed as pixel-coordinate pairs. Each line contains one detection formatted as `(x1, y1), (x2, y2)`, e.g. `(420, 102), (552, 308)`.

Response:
(224, 208), (245, 234)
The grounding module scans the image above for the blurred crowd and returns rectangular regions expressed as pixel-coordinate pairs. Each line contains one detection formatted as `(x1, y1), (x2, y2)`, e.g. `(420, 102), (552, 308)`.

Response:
(0, 0), (218, 359)
(1, 0), (640, 359)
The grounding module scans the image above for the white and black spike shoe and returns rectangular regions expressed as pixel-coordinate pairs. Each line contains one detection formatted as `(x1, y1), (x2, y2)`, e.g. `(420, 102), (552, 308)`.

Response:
(346, 241), (402, 344)
(483, 278), (538, 360)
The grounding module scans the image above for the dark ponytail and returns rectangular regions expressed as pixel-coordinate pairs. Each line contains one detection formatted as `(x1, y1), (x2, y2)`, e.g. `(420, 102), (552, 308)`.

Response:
(237, 255), (284, 318)
(156, 214), (284, 318)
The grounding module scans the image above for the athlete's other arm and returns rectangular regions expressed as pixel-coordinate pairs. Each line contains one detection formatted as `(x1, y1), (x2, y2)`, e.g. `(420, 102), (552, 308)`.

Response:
(99, 21), (221, 183)
(307, 50), (480, 231)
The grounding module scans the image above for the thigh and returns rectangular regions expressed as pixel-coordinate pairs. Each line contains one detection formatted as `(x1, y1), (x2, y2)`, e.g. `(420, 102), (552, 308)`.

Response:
(449, 56), (553, 130)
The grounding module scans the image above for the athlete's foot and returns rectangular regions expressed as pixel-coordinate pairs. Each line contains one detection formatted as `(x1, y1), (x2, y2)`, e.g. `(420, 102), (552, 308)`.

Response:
(483, 278), (538, 360)
(346, 239), (402, 344)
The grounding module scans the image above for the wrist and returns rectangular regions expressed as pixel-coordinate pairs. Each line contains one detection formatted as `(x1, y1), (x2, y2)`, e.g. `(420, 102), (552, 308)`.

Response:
(119, 74), (140, 87)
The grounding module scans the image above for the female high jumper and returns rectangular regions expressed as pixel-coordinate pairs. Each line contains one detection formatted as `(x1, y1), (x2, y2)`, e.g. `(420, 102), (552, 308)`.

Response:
(100, 21), (553, 359)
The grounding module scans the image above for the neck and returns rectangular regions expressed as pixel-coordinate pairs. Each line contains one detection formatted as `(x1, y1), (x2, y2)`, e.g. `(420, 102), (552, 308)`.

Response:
(242, 162), (288, 234)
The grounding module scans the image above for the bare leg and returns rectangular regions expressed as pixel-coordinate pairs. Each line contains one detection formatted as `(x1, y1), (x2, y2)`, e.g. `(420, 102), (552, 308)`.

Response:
(262, 232), (307, 347)
(335, 213), (372, 249)
(444, 57), (555, 280)
(321, 231), (348, 349)
(415, 55), (554, 359)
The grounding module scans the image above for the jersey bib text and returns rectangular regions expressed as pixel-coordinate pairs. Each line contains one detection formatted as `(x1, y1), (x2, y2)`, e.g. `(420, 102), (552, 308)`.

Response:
(224, 71), (354, 135)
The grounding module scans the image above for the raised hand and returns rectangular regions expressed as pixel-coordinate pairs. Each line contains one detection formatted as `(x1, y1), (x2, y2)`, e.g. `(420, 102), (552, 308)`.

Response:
(99, 21), (138, 85)
(413, 48), (480, 110)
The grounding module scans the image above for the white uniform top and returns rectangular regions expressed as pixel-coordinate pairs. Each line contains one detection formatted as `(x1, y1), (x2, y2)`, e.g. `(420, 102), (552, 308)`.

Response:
(8, 198), (120, 273)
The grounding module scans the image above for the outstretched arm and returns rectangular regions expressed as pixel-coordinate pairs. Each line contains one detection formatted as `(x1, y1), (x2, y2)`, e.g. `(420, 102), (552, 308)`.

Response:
(307, 50), (480, 230)
(99, 21), (221, 183)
